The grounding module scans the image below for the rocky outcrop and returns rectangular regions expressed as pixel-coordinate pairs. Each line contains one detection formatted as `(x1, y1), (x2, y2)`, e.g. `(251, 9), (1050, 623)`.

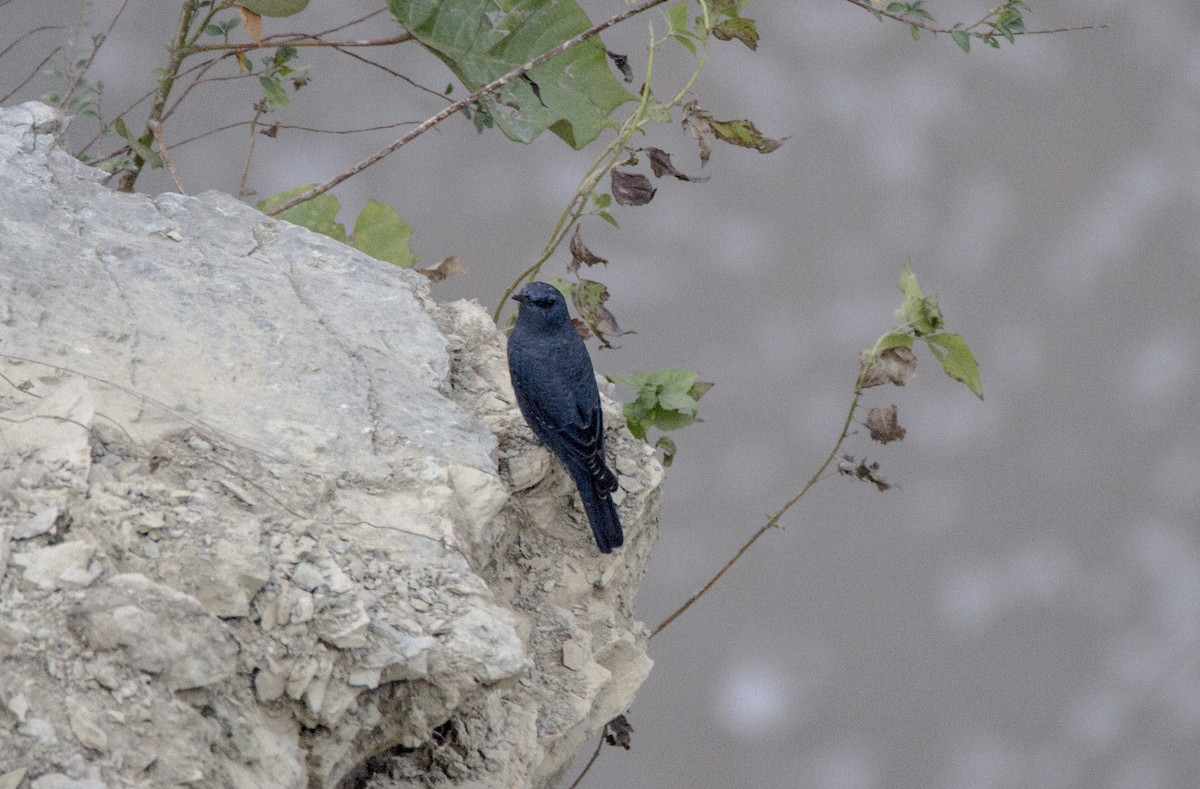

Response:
(0, 102), (660, 788)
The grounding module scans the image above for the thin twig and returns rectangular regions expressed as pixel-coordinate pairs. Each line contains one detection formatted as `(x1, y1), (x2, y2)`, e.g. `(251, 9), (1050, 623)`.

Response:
(0, 24), (62, 60)
(264, 0), (673, 217)
(188, 32), (412, 53)
(237, 104), (267, 198)
(565, 734), (606, 789)
(59, 0), (132, 109)
(332, 45), (450, 100)
(0, 45), (60, 104)
(842, 0), (1106, 37)
(170, 117), (422, 150)
(148, 119), (186, 193)
(651, 384), (866, 638)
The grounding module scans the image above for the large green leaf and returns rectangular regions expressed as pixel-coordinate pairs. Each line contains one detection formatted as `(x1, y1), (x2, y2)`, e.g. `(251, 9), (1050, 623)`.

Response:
(389, 0), (635, 148)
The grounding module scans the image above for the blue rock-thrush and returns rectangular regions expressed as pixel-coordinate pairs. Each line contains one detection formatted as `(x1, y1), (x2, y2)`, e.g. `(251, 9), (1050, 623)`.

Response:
(507, 281), (624, 553)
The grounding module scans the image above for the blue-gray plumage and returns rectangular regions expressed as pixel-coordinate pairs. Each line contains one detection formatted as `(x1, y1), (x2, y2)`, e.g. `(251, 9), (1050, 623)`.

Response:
(507, 282), (623, 553)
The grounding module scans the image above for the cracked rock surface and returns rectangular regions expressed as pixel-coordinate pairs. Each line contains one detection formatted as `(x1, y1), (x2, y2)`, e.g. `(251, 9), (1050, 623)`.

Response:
(0, 102), (661, 789)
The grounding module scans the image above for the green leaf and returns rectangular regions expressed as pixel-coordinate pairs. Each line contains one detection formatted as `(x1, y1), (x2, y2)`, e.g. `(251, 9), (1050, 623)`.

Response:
(666, 3), (691, 37)
(113, 117), (129, 139)
(877, 331), (915, 352)
(951, 28), (971, 53)
(258, 184), (347, 242)
(351, 199), (416, 267)
(710, 16), (758, 50)
(925, 333), (984, 399)
(895, 262), (943, 335)
(609, 368), (706, 440)
(598, 209), (618, 228)
(910, 24), (920, 41)
(258, 75), (290, 108)
(235, 0), (309, 17)
(204, 23), (225, 36)
(388, 0), (635, 149)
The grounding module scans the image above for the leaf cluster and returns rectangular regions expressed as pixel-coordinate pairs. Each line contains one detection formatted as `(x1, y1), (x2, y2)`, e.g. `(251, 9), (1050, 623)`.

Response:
(258, 186), (416, 268)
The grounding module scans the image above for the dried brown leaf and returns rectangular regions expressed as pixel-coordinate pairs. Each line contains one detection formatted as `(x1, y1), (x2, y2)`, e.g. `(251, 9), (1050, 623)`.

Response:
(605, 714), (634, 750)
(417, 255), (466, 283)
(240, 7), (264, 46)
(611, 169), (656, 206)
(859, 346), (918, 388)
(865, 405), (906, 444)
(568, 225), (608, 273)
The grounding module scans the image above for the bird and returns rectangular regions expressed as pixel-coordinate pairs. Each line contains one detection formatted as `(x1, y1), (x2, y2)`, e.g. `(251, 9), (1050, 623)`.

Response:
(506, 281), (624, 553)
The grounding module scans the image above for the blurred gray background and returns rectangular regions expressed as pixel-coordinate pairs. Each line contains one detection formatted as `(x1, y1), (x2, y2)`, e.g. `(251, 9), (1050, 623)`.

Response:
(4, 1), (1198, 787)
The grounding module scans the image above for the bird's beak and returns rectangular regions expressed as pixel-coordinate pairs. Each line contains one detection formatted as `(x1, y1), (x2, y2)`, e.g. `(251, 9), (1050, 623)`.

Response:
(512, 293), (529, 305)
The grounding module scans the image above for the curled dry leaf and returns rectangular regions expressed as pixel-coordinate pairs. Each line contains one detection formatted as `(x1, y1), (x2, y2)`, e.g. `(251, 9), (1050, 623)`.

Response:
(606, 50), (633, 83)
(240, 7), (264, 45)
(865, 405), (906, 444)
(417, 255), (465, 283)
(646, 147), (708, 182)
(568, 225), (608, 273)
(611, 170), (656, 206)
(859, 346), (917, 388)
(605, 714), (634, 750)
(837, 454), (891, 492)
(572, 279), (625, 346)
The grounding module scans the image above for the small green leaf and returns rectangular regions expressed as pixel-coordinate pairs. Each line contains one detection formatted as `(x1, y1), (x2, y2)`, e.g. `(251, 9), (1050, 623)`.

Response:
(258, 184), (346, 242)
(609, 368), (706, 441)
(926, 332), (984, 399)
(910, 24), (920, 41)
(895, 262), (943, 336)
(113, 117), (129, 139)
(951, 28), (971, 53)
(598, 210), (619, 228)
(259, 75), (290, 108)
(666, 3), (691, 36)
(204, 23), (224, 36)
(710, 17), (758, 50)
(351, 199), (416, 267)
(655, 435), (678, 467)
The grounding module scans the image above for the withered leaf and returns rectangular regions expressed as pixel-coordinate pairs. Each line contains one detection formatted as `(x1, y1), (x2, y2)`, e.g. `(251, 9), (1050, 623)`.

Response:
(611, 169), (656, 206)
(837, 454), (892, 492)
(417, 255), (466, 283)
(571, 318), (593, 340)
(681, 100), (715, 166)
(606, 50), (633, 83)
(260, 124), (279, 138)
(681, 99), (784, 164)
(708, 117), (785, 154)
(240, 7), (264, 46)
(689, 380), (714, 401)
(710, 16), (759, 51)
(572, 278), (627, 347)
(568, 225), (608, 273)
(605, 714), (634, 750)
(646, 147), (708, 182)
(865, 405), (906, 444)
(859, 346), (918, 389)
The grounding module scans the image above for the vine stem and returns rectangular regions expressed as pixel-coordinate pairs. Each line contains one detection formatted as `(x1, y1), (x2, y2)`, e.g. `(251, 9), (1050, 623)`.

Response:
(492, 3), (714, 323)
(649, 326), (906, 639)
(264, 0), (673, 217)
(650, 386), (864, 638)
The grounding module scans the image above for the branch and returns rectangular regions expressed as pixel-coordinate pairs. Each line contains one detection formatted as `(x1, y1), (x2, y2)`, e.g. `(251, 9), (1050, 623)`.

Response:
(650, 385), (863, 638)
(842, 0), (1106, 37)
(264, 0), (673, 217)
(188, 32), (413, 53)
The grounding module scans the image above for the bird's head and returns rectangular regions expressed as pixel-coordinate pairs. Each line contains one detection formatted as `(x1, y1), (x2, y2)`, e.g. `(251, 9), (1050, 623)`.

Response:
(512, 281), (571, 327)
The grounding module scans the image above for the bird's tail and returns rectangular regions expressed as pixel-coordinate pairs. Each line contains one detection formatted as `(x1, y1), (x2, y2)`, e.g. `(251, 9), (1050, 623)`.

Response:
(571, 467), (624, 553)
